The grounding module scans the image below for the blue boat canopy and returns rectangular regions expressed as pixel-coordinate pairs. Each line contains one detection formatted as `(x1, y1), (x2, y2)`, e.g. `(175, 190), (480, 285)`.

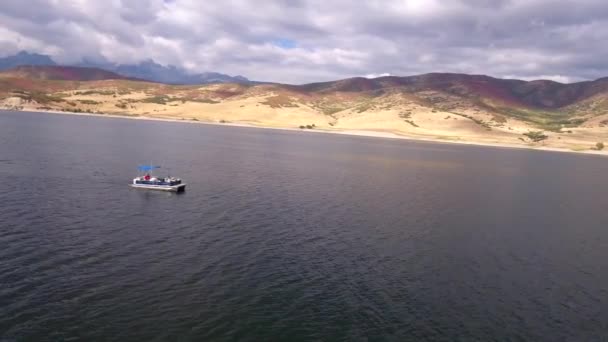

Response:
(138, 165), (161, 172)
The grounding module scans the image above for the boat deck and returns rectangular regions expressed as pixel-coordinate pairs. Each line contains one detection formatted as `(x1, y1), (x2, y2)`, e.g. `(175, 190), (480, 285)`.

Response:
(130, 183), (186, 192)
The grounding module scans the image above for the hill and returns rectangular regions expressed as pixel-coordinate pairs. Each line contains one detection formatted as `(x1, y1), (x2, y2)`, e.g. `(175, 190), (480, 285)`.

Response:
(0, 69), (606, 153)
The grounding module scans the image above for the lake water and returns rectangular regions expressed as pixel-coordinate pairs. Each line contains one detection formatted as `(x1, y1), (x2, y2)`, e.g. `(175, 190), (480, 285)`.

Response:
(1, 110), (607, 341)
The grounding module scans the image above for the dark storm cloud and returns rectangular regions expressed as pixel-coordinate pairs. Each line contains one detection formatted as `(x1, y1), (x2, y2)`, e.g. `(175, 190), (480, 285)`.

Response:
(1, 0), (608, 83)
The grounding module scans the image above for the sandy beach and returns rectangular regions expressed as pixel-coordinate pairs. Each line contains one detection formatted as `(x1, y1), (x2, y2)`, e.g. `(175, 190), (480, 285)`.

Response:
(5, 108), (607, 158)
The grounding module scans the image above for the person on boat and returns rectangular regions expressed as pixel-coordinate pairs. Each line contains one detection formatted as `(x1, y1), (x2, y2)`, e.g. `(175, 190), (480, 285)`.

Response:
(144, 173), (151, 181)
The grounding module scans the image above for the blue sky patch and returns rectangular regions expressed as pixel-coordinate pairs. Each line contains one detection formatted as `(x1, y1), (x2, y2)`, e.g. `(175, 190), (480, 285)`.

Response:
(272, 38), (297, 49)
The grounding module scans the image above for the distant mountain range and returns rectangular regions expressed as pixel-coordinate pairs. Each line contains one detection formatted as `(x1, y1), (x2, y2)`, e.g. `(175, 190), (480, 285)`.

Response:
(0, 51), (56, 69)
(0, 51), (251, 85)
(2, 65), (139, 82)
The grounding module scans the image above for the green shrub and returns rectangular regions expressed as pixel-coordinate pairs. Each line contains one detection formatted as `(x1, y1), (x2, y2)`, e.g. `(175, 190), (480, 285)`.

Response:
(141, 95), (170, 104)
(523, 130), (548, 142)
(78, 99), (101, 105)
(322, 107), (343, 115)
(191, 98), (219, 104)
(453, 113), (492, 130)
(15, 92), (65, 104)
(76, 90), (114, 96)
(595, 142), (604, 150)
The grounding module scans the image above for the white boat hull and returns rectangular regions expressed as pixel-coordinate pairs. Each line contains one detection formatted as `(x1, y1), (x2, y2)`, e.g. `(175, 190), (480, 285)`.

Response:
(129, 183), (186, 192)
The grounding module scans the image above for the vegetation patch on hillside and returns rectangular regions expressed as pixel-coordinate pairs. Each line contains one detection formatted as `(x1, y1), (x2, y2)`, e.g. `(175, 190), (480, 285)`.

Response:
(398, 111), (419, 127)
(452, 112), (492, 130)
(140, 95), (171, 104)
(355, 102), (375, 113)
(261, 95), (299, 108)
(319, 107), (344, 115)
(11, 90), (65, 104)
(77, 99), (101, 105)
(299, 124), (316, 129)
(523, 130), (548, 142)
(498, 107), (588, 131)
(74, 90), (118, 96)
(189, 98), (219, 104)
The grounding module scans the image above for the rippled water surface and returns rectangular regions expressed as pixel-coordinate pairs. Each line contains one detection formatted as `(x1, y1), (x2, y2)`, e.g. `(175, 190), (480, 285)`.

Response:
(1, 111), (607, 341)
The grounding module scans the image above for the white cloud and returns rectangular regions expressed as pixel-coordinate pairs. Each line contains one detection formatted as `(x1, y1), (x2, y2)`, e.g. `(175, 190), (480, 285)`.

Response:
(365, 73), (391, 78)
(1, 0), (608, 83)
(502, 75), (580, 84)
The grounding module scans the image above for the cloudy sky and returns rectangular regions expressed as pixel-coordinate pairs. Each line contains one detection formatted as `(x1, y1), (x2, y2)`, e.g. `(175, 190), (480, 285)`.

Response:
(1, 0), (608, 84)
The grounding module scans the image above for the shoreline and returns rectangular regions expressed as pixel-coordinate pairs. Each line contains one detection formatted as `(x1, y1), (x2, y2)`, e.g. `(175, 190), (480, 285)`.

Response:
(3, 108), (608, 158)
